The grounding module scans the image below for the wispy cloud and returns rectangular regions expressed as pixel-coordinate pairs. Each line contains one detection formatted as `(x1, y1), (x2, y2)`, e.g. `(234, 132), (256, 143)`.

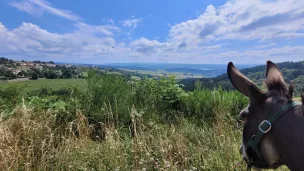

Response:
(75, 22), (119, 37)
(122, 17), (143, 28)
(256, 43), (277, 49)
(108, 18), (115, 25)
(102, 18), (115, 25)
(10, 0), (82, 21)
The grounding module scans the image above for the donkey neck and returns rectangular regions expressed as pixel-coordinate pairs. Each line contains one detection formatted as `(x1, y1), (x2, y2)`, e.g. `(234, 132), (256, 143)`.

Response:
(271, 105), (304, 170)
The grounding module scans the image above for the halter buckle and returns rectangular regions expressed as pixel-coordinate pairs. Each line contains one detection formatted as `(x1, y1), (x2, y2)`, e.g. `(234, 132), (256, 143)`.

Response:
(259, 120), (271, 133)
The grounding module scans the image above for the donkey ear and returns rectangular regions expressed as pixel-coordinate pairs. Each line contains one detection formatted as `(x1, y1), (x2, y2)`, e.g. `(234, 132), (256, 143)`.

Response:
(227, 62), (263, 98)
(265, 61), (288, 92)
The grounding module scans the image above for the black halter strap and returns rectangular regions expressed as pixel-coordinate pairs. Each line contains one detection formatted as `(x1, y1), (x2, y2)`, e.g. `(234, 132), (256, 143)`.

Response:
(244, 101), (301, 169)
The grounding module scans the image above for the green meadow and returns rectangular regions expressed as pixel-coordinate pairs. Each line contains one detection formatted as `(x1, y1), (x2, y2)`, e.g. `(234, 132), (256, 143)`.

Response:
(4, 78), (84, 92)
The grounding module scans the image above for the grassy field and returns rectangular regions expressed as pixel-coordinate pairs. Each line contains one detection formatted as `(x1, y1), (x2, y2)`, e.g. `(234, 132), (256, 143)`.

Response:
(4, 79), (84, 92)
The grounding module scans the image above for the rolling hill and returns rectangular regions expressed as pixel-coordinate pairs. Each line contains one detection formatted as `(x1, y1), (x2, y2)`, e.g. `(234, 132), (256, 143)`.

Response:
(180, 61), (304, 96)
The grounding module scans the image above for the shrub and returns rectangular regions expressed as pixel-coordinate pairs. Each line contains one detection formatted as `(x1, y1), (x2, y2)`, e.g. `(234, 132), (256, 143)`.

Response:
(180, 87), (248, 123)
(31, 72), (39, 80)
(0, 83), (24, 116)
(44, 70), (60, 79)
(133, 76), (187, 120)
(79, 70), (133, 126)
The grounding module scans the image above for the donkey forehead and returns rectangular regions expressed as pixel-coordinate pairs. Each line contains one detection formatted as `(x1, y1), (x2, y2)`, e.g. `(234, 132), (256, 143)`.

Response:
(240, 94), (288, 121)
(239, 87), (290, 115)
(265, 91), (290, 106)
(266, 89), (289, 98)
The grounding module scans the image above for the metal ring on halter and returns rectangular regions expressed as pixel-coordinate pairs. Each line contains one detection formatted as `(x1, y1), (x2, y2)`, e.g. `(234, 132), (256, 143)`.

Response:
(258, 120), (272, 133)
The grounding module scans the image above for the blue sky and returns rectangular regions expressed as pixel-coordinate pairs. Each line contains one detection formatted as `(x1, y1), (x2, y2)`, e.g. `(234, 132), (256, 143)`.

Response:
(0, 0), (304, 64)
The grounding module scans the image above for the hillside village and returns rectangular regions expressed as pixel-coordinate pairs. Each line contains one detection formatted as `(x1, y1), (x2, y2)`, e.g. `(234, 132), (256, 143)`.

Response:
(0, 57), (160, 82)
(6, 61), (57, 75)
(0, 57), (81, 80)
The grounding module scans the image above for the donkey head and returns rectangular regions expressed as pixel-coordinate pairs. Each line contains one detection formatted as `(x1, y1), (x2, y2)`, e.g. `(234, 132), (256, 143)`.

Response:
(227, 61), (294, 169)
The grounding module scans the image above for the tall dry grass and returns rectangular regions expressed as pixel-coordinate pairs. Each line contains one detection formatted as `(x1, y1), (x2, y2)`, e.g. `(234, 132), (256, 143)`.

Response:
(0, 105), (57, 170)
(0, 105), (291, 171)
(0, 103), (246, 170)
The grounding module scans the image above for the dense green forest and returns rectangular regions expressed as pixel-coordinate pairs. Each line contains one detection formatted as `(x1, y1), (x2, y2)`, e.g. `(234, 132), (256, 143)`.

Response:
(180, 61), (304, 96)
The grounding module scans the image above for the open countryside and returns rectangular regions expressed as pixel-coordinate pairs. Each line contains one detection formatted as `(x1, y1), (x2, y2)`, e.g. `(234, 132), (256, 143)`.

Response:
(0, 57), (302, 170)
(1, 0), (304, 170)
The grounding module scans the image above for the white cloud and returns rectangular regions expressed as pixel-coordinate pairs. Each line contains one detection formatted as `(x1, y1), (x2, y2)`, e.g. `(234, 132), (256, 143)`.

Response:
(125, 0), (304, 63)
(207, 45), (304, 64)
(0, 22), (121, 61)
(0, 23), (7, 33)
(122, 17), (143, 28)
(1, 21), (304, 63)
(130, 37), (163, 53)
(168, 0), (304, 46)
(2, 20), (300, 64)
(10, 0), (82, 21)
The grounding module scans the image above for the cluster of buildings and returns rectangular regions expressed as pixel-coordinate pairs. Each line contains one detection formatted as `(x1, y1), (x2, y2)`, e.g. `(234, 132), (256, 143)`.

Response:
(4, 61), (57, 77)
(19, 62), (56, 68)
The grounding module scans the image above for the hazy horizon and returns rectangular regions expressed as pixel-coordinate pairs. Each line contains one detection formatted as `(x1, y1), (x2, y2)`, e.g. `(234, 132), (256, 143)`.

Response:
(55, 61), (262, 66)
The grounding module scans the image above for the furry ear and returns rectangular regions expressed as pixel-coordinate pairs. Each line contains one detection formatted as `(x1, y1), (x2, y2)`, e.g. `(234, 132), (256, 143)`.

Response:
(227, 62), (265, 102)
(265, 61), (290, 98)
(265, 61), (287, 91)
